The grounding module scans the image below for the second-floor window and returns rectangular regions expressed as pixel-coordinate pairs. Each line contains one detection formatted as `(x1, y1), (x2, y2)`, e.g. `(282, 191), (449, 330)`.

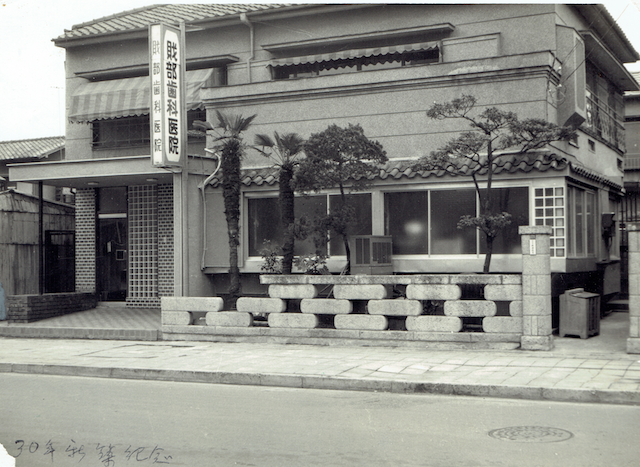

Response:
(583, 61), (625, 152)
(272, 47), (439, 80)
(92, 116), (149, 149)
(92, 110), (206, 149)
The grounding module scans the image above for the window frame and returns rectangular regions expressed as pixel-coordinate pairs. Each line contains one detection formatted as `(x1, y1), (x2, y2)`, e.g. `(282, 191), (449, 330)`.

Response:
(92, 109), (207, 149)
(383, 184), (530, 257)
(245, 191), (374, 259)
(272, 48), (440, 80)
(567, 184), (598, 258)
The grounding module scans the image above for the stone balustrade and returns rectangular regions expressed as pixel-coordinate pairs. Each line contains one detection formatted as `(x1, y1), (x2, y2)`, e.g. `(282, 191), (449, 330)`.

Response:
(161, 226), (553, 350)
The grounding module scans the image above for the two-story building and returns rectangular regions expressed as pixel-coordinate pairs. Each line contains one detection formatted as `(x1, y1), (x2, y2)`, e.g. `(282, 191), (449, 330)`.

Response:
(10, 4), (638, 318)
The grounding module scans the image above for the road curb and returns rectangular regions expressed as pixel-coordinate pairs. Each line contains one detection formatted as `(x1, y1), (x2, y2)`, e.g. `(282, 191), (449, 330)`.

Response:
(2, 362), (639, 406)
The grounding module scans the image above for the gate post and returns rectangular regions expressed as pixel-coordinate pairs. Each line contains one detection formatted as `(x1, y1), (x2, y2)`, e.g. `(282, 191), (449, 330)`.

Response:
(627, 223), (640, 353)
(519, 226), (553, 350)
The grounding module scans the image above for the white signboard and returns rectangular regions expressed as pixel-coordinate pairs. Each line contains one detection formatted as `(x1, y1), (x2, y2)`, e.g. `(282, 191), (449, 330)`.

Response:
(149, 24), (183, 167)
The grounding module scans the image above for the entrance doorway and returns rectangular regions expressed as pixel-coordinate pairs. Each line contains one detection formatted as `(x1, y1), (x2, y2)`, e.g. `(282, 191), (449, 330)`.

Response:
(45, 230), (75, 293)
(97, 187), (128, 301)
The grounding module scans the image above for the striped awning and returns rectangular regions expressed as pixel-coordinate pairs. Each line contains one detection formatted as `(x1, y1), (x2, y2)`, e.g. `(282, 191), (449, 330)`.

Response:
(270, 42), (438, 68)
(69, 69), (215, 122)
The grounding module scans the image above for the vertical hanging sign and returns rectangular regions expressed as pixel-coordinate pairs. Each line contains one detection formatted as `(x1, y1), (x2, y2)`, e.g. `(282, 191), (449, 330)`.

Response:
(149, 23), (183, 167)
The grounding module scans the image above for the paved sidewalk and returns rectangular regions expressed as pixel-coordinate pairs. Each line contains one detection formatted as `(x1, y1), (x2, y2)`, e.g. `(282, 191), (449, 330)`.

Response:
(1, 312), (638, 405)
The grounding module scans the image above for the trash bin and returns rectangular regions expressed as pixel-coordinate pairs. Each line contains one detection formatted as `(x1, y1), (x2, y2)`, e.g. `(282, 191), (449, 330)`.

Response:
(559, 288), (600, 339)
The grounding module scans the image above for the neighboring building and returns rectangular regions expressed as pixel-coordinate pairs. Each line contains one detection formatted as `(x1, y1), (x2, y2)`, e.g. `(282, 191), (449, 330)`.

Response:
(0, 190), (75, 299)
(0, 136), (70, 202)
(0, 137), (75, 318)
(10, 4), (639, 315)
(622, 71), (640, 294)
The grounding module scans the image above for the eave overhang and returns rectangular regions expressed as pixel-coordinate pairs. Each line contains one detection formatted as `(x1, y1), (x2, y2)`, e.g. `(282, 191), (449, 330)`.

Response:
(581, 31), (640, 91)
(575, 4), (640, 64)
(8, 156), (174, 189)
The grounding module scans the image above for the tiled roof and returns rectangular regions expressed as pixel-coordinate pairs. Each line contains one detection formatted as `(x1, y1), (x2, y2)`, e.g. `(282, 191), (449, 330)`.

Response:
(0, 136), (65, 161)
(55, 4), (290, 42)
(626, 71), (640, 96)
(206, 152), (570, 188)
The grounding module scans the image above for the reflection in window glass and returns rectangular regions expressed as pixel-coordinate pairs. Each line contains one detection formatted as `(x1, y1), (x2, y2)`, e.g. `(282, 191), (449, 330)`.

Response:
(586, 192), (595, 255)
(294, 196), (328, 255)
(575, 188), (584, 255)
(479, 187), (529, 254)
(385, 192), (429, 255)
(248, 198), (280, 256)
(247, 196), (328, 257)
(329, 194), (372, 255)
(567, 185), (597, 258)
(430, 190), (476, 255)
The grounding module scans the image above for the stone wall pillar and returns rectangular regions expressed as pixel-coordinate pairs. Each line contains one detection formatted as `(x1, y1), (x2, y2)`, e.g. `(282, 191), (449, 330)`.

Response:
(627, 223), (640, 354)
(519, 226), (553, 350)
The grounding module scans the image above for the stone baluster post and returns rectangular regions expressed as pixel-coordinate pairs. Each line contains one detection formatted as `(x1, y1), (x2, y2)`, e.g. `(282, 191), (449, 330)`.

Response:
(519, 226), (553, 350)
(627, 223), (640, 354)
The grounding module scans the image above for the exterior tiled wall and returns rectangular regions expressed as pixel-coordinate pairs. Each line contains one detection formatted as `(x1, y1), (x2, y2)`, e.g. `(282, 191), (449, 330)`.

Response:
(158, 184), (174, 297)
(7, 292), (97, 323)
(126, 185), (160, 308)
(75, 189), (96, 292)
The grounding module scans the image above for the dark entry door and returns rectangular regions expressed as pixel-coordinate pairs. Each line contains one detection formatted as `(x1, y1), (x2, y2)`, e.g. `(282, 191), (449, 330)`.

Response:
(45, 230), (75, 293)
(97, 187), (128, 301)
(97, 217), (128, 301)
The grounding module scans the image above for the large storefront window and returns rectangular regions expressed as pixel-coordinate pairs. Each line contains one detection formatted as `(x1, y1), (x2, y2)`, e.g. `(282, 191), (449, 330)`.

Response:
(479, 187), (530, 254)
(385, 187), (529, 255)
(430, 190), (476, 255)
(384, 191), (428, 255)
(248, 193), (371, 257)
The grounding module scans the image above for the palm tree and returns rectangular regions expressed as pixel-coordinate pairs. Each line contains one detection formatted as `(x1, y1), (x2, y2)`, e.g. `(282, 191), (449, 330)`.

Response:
(194, 110), (256, 307)
(255, 132), (305, 274)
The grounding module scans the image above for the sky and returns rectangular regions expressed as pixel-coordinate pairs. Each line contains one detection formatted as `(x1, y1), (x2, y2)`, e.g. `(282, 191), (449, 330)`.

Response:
(0, 1), (639, 141)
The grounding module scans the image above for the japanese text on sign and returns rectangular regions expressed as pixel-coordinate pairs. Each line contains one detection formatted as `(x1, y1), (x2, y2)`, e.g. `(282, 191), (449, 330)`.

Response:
(149, 24), (183, 168)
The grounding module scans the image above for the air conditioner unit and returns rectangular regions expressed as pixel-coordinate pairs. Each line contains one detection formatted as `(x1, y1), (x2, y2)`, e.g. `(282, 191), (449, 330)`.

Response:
(349, 235), (393, 275)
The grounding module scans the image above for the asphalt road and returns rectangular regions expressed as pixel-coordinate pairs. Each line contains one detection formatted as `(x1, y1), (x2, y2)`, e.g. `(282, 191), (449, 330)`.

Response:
(0, 373), (638, 466)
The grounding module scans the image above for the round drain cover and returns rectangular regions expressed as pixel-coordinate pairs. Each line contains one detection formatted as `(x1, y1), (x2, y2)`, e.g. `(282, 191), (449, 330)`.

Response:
(489, 426), (573, 443)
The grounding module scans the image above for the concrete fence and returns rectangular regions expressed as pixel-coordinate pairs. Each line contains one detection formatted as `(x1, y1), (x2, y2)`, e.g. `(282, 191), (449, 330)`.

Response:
(162, 227), (553, 350)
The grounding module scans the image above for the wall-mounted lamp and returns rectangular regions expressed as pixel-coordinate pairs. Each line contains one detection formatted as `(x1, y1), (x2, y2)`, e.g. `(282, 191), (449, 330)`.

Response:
(146, 178), (158, 183)
(87, 182), (99, 186)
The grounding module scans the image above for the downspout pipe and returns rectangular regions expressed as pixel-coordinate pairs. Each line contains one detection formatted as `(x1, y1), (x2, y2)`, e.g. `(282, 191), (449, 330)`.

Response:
(199, 149), (222, 270)
(240, 13), (254, 83)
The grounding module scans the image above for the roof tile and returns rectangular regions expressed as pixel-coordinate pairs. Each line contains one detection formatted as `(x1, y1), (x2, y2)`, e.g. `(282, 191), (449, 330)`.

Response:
(55, 4), (290, 42)
(0, 136), (65, 161)
(205, 153), (573, 188)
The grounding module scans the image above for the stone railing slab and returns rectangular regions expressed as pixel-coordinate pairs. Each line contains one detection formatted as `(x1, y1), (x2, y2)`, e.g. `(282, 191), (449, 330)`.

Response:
(405, 316), (462, 332)
(268, 313), (319, 328)
(161, 296), (223, 312)
(300, 299), (353, 315)
(367, 299), (422, 316)
(406, 284), (461, 300)
(206, 311), (253, 327)
(237, 297), (286, 313)
(268, 284), (318, 299)
(162, 311), (193, 326)
(333, 284), (390, 300)
(334, 315), (388, 330)
(444, 300), (497, 317)
(484, 285), (523, 301)
(483, 316), (523, 333)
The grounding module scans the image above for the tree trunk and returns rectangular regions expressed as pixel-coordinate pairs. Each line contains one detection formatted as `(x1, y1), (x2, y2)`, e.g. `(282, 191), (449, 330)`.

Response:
(483, 235), (494, 274)
(280, 166), (295, 275)
(221, 140), (242, 308)
(343, 235), (351, 275)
